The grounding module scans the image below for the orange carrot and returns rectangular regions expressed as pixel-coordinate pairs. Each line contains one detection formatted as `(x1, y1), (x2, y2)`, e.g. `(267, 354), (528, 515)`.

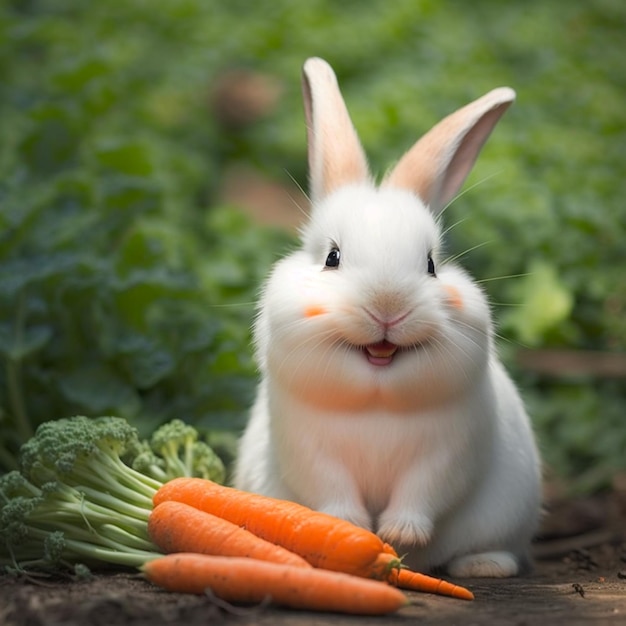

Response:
(148, 500), (312, 569)
(142, 553), (408, 615)
(381, 543), (473, 600)
(390, 568), (474, 601)
(154, 477), (399, 578)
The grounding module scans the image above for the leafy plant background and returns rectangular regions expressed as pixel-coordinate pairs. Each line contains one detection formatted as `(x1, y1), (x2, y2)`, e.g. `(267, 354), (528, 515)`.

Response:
(1, 0), (624, 492)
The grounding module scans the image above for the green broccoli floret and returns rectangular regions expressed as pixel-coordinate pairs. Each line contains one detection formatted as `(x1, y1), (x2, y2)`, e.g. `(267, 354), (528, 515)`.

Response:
(20, 415), (162, 510)
(147, 418), (225, 483)
(0, 417), (164, 572)
(0, 470), (41, 501)
(186, 440), (226, 484)
(130, 442), (169, 482)
(0, 415), (226, 574)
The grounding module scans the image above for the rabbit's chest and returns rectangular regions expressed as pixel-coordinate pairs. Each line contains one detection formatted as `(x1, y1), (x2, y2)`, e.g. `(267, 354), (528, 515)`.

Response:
(336, 412), (429, 458)
(294, 410), (440, 510)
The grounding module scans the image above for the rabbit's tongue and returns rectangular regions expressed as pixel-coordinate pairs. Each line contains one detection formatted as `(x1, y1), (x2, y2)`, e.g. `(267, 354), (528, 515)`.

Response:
(364, 340), (398, 366)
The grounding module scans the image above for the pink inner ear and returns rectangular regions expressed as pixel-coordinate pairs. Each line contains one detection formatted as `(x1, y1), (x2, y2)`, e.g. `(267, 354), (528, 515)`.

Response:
(304, 305), (327, 318)
(444, 285), (464, 310)
(302, 57), (370, 202)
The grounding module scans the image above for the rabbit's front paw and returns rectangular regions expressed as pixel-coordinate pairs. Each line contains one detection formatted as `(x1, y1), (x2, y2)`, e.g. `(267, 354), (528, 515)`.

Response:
(320, 502), (373, 532)
(377, 512), (433, 547)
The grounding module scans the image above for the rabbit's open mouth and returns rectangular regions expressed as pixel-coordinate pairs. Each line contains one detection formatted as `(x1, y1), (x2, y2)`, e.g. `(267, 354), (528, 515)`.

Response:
(364, 340), (398, 366)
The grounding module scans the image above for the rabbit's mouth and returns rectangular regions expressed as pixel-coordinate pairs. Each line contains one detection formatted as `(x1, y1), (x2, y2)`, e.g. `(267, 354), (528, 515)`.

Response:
(364, 340), (398, 366)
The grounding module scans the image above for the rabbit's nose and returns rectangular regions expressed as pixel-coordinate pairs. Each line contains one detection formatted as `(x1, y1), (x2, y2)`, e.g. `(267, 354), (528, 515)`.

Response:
(364, 305), (411, 331)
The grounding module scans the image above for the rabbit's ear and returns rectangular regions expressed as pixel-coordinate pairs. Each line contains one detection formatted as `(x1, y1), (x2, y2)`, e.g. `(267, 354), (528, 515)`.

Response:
(302, 58), (370, 202)
(383, 87), (515, 214)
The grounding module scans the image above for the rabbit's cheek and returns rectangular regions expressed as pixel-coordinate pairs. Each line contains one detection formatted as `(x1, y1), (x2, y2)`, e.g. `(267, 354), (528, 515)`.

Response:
(303, 305), (327, 318)
(444, 284), (464, 310)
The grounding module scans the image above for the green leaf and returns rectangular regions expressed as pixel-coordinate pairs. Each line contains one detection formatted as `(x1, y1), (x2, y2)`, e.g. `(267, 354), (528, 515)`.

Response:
(0, 324), (53, 360)
(19, 104), (83, 175)
(502, 260), (574, 347)
(51, 55), (111, 92)
(96, 141), (155, 177)
(113, 268), (196, 330)
(58, 365), (141, 415)
(0, 253), (81, 298)
(114, 334), (176, 389)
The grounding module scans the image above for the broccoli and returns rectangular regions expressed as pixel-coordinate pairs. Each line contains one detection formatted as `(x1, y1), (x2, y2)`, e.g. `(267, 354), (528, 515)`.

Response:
(0, 415), (225, 573)
(132, 418), (225, 484)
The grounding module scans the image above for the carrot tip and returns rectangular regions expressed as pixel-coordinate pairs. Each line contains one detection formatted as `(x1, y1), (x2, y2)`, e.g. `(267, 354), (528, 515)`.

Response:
(454, 587), (475, 601)
(391, 567), (475, 601)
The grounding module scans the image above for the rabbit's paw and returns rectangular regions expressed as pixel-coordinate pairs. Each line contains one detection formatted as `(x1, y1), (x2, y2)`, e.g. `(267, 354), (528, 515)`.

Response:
(377, 512), (433, 547)
(447, 551), (519, 578)
(320, 503), (373, 532)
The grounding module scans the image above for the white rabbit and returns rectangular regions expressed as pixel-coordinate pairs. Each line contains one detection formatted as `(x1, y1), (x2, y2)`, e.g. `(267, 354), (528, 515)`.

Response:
(234, 57), (542, 578)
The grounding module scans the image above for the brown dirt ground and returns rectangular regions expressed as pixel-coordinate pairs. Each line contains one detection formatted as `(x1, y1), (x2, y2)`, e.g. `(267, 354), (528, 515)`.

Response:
(2, 491), (625, 626)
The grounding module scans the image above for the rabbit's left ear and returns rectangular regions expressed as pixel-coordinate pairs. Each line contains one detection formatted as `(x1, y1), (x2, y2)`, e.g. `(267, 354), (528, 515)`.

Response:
(383, 87), (516, 214)
(302, 58), (371, 203)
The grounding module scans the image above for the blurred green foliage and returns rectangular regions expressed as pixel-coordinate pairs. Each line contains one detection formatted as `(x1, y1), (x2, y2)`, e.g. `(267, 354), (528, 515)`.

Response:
(1, 0), (624, 491)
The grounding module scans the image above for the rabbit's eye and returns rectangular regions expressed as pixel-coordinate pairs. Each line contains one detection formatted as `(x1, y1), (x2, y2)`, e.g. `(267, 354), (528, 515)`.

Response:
(427, 254), (436, 277)
(325, 247), (341, 269)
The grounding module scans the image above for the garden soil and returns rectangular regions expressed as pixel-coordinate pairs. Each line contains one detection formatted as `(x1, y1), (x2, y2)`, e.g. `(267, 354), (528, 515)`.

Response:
(2, 490), (625, 626)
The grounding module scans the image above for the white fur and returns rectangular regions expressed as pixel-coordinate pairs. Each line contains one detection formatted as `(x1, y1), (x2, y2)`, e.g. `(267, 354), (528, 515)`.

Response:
(234, 59), (541, 577)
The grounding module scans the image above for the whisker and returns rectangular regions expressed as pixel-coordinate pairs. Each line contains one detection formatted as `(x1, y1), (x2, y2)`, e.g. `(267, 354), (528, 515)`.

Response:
(429, 335), (473, 385)
(439, 171), (503, 217)
(284, 169), (310, 202)
(303, 332), (352, 399)
(476, 273), (530, 284)
(443, 240), (492, 265)
(489, 301), (523, 307)
(492, 332), (530, 350)
(284, 169), (311, 220)
(206, 301), (257, 309)
(445, 327), (488, 370)
(440, 217), (469, 239)
(325, 340), (353, 398)
(272, 318), (340, 384)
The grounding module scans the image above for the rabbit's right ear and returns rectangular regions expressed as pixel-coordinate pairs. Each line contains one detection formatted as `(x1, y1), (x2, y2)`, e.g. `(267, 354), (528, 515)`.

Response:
(383, 87), (516, 214)
(302, 58), (370, 203)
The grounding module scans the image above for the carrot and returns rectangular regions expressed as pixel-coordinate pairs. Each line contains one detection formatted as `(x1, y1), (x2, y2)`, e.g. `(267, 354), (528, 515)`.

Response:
(148, 500), (312, 569)
(390, 568), (475, 601)
(154, 477), (399, 578)
(154, 478), (475, 601)
(142, 553), (408, 615)
(381, 543), (473, 600)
